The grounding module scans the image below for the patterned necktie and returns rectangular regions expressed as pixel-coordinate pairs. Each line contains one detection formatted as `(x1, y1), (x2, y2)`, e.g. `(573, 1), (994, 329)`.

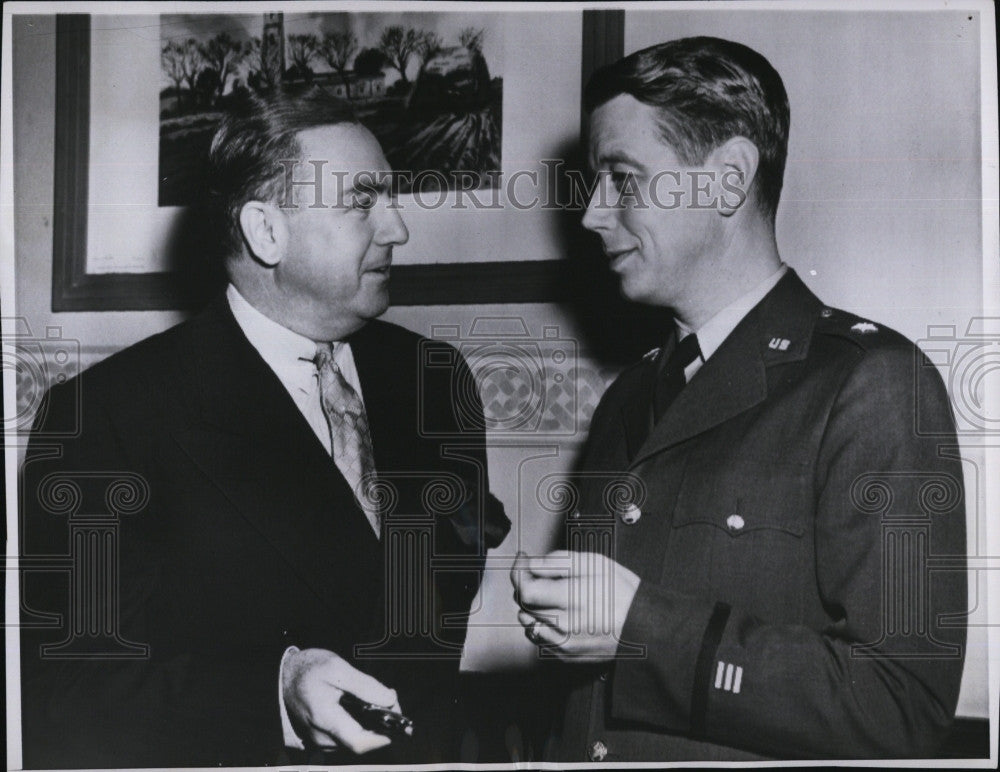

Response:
(653, 333), (702, 423)
(314, 342), (380, 537)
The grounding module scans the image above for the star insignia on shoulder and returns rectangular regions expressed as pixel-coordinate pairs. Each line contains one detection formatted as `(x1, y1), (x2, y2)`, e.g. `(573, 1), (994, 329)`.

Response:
(851, 322), (879, 334)
(642, 347), (661, 362)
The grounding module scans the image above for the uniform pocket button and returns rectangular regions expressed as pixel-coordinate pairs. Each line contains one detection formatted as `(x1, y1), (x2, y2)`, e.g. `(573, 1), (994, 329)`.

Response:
(588, 740), (608, 761)
(619, 504), (641, 525)
(726, 514), (745, 531)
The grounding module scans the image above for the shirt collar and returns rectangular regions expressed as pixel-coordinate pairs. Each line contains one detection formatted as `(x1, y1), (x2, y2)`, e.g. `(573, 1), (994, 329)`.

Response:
(226, 284), (319, 394)
(677, 263), (788, 361)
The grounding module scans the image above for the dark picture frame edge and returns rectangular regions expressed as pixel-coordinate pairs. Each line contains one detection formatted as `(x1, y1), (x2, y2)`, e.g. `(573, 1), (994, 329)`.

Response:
(50, 10), (625, 311)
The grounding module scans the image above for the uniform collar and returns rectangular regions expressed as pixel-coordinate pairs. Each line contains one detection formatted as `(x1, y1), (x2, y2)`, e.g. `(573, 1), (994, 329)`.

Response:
(627, 268), (822, 467)
(677, 263), (789, 362)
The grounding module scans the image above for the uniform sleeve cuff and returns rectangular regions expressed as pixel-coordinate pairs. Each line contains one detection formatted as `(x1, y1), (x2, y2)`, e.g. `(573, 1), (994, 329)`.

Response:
(609, 582), (718, 731)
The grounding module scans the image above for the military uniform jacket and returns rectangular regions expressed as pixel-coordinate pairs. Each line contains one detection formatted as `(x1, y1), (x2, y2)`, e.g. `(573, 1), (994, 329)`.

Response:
(553, 270), (966, 761)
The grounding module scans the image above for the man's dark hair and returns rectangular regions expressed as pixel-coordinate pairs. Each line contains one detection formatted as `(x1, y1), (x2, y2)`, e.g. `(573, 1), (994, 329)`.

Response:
(208, 87), (358, 259)
(584, 36), (790, 220)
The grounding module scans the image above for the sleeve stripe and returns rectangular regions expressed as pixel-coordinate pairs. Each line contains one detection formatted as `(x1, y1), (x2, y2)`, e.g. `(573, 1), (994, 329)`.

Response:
(714, 660), (725, 689)
(690, 601), (732, 737)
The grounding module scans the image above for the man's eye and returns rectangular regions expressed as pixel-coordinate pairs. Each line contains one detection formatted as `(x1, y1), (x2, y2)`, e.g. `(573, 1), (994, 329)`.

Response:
(351, 191), (376, 211)
(610, 170), (637, 194)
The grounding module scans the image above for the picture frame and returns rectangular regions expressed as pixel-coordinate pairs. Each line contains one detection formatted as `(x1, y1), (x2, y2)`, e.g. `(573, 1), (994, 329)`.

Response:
(51, 10), (624, 311)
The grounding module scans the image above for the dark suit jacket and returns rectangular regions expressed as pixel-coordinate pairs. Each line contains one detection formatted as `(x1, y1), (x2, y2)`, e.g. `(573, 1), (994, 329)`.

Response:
(20, 296), (506, 768)
(551, 270), (966, 761)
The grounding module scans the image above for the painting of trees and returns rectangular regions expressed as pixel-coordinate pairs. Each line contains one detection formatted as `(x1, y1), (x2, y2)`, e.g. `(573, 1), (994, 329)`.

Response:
(354, 47), (387, 78)
(244, 37), (271, 92)
(378, 26), (420, 85)
(161, 41), (187, 98)
(320, 30), (358, 98)
(160, 12), (503, 205)
(416, 31), (443, 74)
(286, 33), (319, 82)
(459, 27), (484, 53)
(196, 32), (246, 103)
(160, 39), (201, 109)
(244, 37), (262, 79)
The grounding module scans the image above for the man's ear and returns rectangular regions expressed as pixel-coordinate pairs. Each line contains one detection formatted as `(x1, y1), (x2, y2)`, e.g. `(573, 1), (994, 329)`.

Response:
(239, 201), (288, 267)
(712, 136), (759, 217)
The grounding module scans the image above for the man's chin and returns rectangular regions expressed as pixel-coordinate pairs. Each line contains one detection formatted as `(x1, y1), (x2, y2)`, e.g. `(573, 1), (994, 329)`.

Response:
(618, 274), (653, 305)
(359, 289), (391, 320)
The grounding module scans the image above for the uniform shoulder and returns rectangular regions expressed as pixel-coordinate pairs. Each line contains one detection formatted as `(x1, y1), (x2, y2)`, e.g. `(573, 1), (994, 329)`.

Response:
(812, 305), (915, 354)
(597, 348), (657, 404)
(612, 346), (660, 380)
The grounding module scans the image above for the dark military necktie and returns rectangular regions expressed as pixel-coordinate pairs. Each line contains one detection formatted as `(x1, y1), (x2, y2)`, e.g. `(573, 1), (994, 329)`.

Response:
(652, 333), (702, 423)
(314, 342), (380, 536)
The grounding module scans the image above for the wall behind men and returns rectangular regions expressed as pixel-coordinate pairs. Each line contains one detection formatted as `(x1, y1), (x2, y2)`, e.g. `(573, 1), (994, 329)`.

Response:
(12, 10), (988, 719)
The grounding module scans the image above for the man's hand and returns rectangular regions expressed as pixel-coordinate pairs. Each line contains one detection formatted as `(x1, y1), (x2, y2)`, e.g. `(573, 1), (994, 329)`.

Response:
(282, 648), (401, 754)
(510, 550), (641, 662)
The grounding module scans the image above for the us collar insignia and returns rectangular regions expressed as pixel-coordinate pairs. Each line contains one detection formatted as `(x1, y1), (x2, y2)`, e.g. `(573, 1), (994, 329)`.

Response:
(643, 347), (661, 362)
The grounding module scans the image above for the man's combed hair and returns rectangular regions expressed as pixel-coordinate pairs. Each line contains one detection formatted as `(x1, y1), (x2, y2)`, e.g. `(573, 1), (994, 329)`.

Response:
(208, 87), (358, 258)
(585, 36), (790, 220)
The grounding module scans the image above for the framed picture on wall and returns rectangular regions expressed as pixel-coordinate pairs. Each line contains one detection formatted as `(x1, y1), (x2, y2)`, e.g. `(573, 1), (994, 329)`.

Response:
(51, 9), (623, 311)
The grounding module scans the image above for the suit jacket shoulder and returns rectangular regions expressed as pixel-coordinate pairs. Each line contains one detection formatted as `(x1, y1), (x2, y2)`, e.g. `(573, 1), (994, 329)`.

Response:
(44, 298), (232, 413)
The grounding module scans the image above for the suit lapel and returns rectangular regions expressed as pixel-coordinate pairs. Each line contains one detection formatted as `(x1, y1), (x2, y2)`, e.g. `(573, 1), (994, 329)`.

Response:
(628, 270), (822, 469)
(348, 321), (413, 476)
(169, 297), (377, 611)
(620, 357), (658, 462)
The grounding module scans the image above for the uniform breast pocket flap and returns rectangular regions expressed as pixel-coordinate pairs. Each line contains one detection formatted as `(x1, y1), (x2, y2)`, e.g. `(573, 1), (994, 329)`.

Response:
(671, 463), (809, 539)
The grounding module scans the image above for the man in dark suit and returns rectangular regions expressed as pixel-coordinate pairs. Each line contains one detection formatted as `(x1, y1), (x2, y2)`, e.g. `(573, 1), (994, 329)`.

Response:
(512, 37), (967, 761)
(20, 89), (507, 768)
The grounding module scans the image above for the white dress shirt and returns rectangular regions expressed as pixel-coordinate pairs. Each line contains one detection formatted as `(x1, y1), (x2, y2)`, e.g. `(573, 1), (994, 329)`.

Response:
(226, 283), (367, 750)
(675, 263), (788, 382)
(226, 283), (366, 455)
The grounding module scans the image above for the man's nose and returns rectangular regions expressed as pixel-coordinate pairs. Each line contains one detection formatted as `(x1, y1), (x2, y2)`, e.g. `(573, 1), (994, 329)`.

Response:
(581, 173), (614, 231)
(581, 190), (613, 232)
(377, 203), (409, 246)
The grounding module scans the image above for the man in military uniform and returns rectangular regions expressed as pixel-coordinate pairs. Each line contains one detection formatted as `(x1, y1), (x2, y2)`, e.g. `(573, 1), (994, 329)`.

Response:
(512, 36), (966, 761)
